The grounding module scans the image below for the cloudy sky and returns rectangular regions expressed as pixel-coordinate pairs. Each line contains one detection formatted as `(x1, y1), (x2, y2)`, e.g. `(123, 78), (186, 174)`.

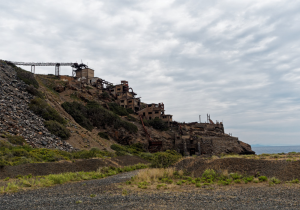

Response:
(1, 0), (300, 146)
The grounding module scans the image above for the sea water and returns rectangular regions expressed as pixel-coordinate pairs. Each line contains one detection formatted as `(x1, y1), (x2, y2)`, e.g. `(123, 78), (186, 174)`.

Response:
(252, 146), (300, 155)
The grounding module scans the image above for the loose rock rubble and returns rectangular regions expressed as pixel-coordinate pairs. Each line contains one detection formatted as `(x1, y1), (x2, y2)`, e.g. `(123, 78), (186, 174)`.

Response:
(0, 61), (73, 151)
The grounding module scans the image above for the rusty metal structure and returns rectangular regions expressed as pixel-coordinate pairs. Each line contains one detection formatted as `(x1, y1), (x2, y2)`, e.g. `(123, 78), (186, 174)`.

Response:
(4, 60), (88, 77)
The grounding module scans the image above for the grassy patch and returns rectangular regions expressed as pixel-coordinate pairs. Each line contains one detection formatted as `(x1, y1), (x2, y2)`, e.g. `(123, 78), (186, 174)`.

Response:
(127, 168), (295, 191)
(0, 163), (148, 194)
(0, 142), (114, 166)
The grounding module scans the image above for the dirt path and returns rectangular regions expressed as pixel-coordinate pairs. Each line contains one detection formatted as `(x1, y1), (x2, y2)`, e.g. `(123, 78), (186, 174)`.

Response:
(1, 171), (300, 210)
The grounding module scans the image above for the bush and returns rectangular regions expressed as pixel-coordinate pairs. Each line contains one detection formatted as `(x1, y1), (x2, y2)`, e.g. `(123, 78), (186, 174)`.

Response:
(5, 62), (39, 88)
(61, 102), (93, 131)
(258, 176), (268, 182)
(108, 103), (129, 116)
(25, 85), (44, 99)
(269, 177), (281, 185)
(62, 101), (138, 133)
(29, 98), (66, 124)
(150, 150), (182, 168)
(99, 92), (110, 99)
(6, 135), (26, 145)
(98, 132), (109, 140)
(126, 115), (137, 122)
(148, 118), (169, 131)
(44, 121), (71, 140)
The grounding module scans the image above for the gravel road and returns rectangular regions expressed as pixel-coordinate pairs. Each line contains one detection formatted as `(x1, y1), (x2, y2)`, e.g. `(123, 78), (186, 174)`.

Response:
(1, 171), (300, 210)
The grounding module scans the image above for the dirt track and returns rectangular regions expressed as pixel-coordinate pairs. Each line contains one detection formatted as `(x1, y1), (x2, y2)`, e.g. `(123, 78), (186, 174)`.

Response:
(1, 170), (300, 210)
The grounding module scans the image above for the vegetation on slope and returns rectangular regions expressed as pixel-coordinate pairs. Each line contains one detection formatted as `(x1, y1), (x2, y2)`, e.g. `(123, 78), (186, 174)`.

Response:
(110, 144), (182, 168)
(0, 140), (114, 166)
(62, 101), (138, 133)
(5, 61), (39, 88)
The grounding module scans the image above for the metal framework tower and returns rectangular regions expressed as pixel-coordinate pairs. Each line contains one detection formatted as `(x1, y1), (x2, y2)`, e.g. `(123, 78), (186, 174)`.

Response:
(31, 65), (35, 74)
(55, 63), (60, 76)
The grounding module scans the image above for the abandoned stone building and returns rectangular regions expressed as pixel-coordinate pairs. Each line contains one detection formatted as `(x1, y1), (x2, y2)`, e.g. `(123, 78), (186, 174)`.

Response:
(137, 103), (173, 122)
(57, 67), (173, 119)
(75, 68), (95, 84)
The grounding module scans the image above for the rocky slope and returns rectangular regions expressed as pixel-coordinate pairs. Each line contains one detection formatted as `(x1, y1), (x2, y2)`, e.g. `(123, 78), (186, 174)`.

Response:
(0, 61), (73, 151)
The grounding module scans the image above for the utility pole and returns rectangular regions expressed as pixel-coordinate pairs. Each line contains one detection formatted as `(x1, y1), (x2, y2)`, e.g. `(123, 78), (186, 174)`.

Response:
(199, 115), (201, 123)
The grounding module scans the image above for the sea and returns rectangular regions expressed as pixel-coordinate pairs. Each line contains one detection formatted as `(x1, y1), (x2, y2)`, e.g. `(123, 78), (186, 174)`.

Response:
(252, 146), (300, 155)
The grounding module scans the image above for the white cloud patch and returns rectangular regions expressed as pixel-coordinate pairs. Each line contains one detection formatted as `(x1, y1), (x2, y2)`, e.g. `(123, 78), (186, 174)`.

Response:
(1, 0), (300, 145)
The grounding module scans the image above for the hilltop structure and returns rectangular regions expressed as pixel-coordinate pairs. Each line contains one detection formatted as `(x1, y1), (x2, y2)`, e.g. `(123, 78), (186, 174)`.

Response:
(1, 59), (254, 156)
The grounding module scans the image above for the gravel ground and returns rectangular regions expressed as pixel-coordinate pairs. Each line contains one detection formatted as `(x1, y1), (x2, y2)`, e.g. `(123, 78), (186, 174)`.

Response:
(1, 171), (300, 210)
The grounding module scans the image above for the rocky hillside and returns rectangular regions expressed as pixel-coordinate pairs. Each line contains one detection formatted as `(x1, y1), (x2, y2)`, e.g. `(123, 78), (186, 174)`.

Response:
(0, 60), (254, 155)
(0, 61), (73, 151)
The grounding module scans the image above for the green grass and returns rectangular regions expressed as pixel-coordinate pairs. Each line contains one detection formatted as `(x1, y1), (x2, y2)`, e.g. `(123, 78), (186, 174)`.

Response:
(0, 141), (115, 166)
(0, 163), (148, 194)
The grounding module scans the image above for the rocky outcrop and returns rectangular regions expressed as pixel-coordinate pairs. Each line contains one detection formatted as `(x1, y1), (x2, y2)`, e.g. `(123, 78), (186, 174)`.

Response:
(0, 61), (73, 151)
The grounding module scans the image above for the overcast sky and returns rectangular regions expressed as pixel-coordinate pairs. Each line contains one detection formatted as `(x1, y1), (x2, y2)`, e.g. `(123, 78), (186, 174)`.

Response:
(1, 0), (300, 146)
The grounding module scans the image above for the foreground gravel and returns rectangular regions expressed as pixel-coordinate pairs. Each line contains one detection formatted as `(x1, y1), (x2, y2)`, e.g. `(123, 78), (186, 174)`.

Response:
(1, 171), (300, 210)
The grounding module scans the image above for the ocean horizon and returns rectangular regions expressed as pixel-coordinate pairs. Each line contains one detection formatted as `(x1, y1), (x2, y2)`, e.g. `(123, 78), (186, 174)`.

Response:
(252, 145), (300, 155)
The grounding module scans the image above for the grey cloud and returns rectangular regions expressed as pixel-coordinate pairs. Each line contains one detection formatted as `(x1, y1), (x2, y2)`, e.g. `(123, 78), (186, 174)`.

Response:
(1, 0), (300, 145)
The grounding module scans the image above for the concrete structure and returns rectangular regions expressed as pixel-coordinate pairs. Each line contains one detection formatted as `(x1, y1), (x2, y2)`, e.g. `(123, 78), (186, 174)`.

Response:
(75, 68), (94, 84)
(137, 103), (173, 122)
(109, 80), (141, 112)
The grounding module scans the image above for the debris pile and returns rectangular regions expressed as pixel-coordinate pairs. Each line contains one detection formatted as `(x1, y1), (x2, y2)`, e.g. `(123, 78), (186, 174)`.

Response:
(0, 61), (73, 151)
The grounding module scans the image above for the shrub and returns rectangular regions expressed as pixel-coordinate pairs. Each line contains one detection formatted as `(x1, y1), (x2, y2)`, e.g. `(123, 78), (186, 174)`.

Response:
(99, 92), (110, 99)
(289, 179), (299, 184)
(25, 85), (44, 99)
(108, 103), (129, 116)
(29, 98), (66, 124)
(6, 135), (26, 145)
(61, 101), (93, 131)
(126, 108), (135, 114)
(269, 177), (281, 185)
(230, 173), (242, 180)
(5, 62), (39, 88)
(148, 118), (169, 131)
(258, 176), (268, 182)
(44, 121), (71, 140)
(150, 150), (182, 168)
(62, 101), (138, 133)
(202, 169), (217, 182)
(98, 132), (109, 140)
(126, 115), (137, 122)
